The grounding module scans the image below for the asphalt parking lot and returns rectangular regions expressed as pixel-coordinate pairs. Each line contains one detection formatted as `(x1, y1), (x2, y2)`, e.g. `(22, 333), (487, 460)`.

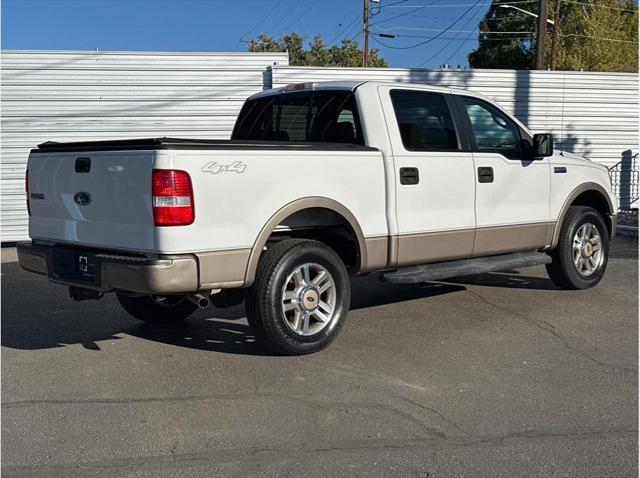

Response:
(1, 237), (637, 477)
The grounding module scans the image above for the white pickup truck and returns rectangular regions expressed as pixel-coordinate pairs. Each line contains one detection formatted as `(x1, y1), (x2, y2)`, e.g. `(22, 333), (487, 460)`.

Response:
(19, 81), (617, 355)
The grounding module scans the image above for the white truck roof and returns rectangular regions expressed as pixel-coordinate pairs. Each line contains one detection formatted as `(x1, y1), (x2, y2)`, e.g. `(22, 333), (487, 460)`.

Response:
(250, 80), (454, 99)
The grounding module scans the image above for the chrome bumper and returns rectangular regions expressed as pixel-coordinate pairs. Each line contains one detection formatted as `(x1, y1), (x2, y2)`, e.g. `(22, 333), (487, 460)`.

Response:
(17, 242), (199, 294)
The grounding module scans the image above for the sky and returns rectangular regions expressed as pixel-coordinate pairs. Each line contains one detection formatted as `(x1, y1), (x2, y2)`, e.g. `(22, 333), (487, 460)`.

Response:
(0, 0), (499, 68)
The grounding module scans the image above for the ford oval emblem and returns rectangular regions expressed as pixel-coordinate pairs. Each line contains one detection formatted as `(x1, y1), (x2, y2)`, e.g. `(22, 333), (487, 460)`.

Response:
(73, 192), (92, 206)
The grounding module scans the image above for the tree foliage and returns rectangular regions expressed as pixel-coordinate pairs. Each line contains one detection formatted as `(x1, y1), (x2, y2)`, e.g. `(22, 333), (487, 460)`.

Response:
(247, 33), (388, 67)
(558, 0), (638, 72)
(468, 1), (536, 69)
(468, 0), (638, 72)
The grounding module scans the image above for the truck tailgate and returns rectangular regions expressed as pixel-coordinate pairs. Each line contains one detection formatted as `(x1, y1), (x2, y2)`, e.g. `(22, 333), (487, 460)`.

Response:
(27, 150), (156, 252)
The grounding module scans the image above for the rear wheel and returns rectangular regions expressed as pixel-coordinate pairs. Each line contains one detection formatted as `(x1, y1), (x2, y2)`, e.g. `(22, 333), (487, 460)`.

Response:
(245, 239), (350, 355)
(546, 206), (609, 290)
(116, 293), (198, 323)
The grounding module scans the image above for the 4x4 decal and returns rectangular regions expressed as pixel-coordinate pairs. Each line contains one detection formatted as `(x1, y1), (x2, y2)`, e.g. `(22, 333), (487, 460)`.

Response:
(201, 161), (247, 174)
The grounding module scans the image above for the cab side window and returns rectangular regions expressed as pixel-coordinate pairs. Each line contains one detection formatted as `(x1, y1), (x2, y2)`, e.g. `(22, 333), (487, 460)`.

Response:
(390, 90), (459, 151)
(461, 97), (522, 158)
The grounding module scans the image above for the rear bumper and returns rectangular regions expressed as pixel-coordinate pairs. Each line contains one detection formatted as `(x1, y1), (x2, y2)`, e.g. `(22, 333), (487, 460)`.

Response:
(17, 242), (199, 294)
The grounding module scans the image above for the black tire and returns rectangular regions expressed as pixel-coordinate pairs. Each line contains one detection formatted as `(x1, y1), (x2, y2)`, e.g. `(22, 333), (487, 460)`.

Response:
(116, 293), (198, 323)
(546, 206), (610, 290)
(245, 239), (350, 355)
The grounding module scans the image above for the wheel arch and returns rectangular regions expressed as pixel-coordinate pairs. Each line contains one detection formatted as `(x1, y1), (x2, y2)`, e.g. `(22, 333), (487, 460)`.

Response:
(243, 197), (367, 286)
(551, 182), (615, 248)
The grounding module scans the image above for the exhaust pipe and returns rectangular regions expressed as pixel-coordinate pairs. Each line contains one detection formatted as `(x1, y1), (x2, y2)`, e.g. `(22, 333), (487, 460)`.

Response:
(186, 293), (210, 309)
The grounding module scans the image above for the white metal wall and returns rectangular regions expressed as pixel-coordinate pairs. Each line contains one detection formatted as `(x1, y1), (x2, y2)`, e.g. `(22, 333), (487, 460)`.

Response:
(1, 50), (288, 242)
(2, 55), (636, 242)
(273, 66), (638, 169)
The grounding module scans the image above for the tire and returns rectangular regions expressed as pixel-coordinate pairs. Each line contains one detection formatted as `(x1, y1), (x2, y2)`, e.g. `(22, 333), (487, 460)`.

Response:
(116, 293), (198, 323)
(245, 239), (350, 355)
(546, 206), (610, 290)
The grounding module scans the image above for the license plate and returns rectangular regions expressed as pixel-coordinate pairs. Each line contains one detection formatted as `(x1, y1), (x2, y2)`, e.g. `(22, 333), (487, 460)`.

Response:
(51, 246), (100, 285)
(77, 254), (96, 279)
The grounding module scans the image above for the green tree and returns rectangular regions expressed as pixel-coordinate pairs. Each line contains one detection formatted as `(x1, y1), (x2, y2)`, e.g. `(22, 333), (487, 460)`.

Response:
(247, 33), (388, 67)
(557, 0), (638, 72)
(468, 1), (536, 69)
(468, 0), (638, 72)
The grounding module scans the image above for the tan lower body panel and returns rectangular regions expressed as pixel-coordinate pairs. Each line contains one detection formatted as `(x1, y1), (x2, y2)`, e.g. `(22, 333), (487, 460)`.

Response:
(197, 223), (554, 288)
(473, 222), (554, 256)
(363, 236), (389, 272)
(197, 248), (251, 289)
(395, 229), (475, 268)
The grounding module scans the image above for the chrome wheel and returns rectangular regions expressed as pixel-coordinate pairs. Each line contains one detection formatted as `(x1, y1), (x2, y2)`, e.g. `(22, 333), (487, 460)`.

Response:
(572, 222), (604, 277)
(281, 263), (337, 336)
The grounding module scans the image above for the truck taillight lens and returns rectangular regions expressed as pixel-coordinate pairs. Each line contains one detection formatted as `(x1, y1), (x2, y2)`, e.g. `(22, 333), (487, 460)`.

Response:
(152, 169), (194, 226)
(25, 170), (30, 216)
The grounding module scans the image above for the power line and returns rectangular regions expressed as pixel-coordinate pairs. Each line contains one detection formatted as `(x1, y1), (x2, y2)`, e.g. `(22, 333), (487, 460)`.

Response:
(561, 0), (638, 12)
(443, 27), (481, 64)
(371, 0), (483, 49)
(374, 27), (535, 34)
(239, 0), (283, 41)
(561, 33), (639, 44)
(417, 1), (486, 66)
(327, 14), (360, 46)
(370, 0), (442, 26)
(372, 34), (533, 45)
(383, 1), (536, 7)
(379, 0), (413, 8)
(266, 1), (302, 36)
(279, 1), (319, 34)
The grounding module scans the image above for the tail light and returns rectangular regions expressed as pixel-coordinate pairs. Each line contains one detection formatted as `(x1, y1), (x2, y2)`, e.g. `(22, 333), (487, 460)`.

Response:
(152, 169), (194, 226)
(25, 169), (30, 216)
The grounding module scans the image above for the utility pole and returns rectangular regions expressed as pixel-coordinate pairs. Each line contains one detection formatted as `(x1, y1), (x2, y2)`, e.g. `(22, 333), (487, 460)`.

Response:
(535, 0), (548, 69)
(363, 0), (370, 67)
(550, 0), (561, 70)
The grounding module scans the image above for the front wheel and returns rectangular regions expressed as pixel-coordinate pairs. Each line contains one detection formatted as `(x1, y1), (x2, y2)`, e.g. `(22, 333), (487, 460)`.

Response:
(116, 293), (198, 323)
(546, 206), (610, 290)
(245, 239), (350, 355)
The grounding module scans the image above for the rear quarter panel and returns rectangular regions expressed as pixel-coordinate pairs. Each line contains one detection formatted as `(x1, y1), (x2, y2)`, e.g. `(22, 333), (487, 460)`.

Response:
(153, 149), (388, 254)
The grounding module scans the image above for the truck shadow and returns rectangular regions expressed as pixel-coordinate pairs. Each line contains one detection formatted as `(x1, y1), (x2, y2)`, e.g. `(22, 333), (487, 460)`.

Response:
(1, 261), (559, 355)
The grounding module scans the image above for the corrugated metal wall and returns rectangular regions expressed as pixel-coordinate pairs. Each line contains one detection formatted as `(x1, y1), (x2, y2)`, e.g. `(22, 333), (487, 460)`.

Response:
(273, 66), (639, 169)
(1, 50), (288, 242)
(2, 54), (637, 241)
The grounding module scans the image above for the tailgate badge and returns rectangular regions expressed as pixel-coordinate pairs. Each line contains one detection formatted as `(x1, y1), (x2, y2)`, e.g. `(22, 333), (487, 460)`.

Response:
(73, 192), (92, 206)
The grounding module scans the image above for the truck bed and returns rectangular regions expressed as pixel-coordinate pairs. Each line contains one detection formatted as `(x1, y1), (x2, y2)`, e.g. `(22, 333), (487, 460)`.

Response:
(27, 137), (387, 255)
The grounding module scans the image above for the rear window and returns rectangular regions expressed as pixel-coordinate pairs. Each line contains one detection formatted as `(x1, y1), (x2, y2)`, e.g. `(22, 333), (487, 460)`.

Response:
(232, 90), (364, 145)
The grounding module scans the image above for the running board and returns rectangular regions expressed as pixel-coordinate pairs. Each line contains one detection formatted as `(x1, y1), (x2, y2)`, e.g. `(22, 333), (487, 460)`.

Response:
(382, 251), (552, 284)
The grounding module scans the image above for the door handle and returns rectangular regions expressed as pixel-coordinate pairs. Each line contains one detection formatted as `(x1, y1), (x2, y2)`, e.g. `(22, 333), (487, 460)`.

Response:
(477, 166), (494, 183)
(400, 167), (419, 185)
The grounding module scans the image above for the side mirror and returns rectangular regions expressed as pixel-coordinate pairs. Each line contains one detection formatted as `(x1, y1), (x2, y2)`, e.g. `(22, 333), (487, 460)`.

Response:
(532, 133), (553, 158)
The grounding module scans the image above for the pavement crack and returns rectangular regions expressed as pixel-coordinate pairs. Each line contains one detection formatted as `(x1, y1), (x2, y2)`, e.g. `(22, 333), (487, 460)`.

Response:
(3, 429), (636, 474)
(400, 396), (469, 436)
(468, 289), (636, 373)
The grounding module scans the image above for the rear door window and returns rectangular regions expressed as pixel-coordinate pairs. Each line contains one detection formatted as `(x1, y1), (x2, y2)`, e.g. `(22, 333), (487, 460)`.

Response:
(390, 90), (459, 151)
